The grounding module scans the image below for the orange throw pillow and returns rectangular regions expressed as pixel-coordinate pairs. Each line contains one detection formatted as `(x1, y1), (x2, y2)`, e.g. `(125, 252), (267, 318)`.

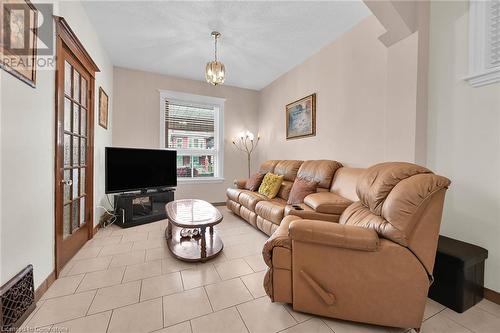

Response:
(245, 173), (265, 191)
(287, 178), (318, 204)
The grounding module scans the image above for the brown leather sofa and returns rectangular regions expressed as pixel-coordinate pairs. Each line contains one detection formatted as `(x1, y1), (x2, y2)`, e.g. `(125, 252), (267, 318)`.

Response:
(226, 160), (364, 235)
(261, 162), (451, 331)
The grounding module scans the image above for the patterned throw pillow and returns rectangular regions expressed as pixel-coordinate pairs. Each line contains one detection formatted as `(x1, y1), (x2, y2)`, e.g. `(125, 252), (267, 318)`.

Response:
(287, 178), (318, 204)
(245, 173), (265, 191)
(258, 173), (284, 199)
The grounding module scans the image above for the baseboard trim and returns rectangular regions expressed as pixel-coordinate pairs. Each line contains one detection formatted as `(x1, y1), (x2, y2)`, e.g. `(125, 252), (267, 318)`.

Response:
(93, 223), (100, 236)
(484, 287), (500, 305)
(34, 270), (56, 301)
(212, 202), (226, 206)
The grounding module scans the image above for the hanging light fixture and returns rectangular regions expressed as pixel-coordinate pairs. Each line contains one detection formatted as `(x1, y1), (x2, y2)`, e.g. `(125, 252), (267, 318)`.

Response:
(205, 31), (226, 85)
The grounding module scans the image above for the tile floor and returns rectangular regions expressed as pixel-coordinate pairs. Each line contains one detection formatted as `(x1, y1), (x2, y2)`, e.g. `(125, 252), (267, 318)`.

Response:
(20, 208), (500, 333)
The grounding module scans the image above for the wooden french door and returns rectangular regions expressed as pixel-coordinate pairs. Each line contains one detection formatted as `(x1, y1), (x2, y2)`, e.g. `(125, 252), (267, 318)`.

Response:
(54, 17), (99, 275)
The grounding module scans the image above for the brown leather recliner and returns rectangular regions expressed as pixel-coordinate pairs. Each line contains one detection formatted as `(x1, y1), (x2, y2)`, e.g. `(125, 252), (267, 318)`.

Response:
(263, 162), (451, 331)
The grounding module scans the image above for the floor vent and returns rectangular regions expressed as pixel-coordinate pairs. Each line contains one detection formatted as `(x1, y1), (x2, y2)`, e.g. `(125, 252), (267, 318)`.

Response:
(0, 265), (35, 332)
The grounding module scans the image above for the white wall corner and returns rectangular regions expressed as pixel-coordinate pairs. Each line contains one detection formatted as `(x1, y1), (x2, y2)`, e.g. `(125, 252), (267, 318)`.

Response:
(364, 0), (417, 47)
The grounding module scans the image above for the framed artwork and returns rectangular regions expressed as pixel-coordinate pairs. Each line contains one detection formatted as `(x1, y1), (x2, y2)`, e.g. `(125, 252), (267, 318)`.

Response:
(286, 93), (316, 140)
(0, 0), (38, 87)
(99, 87), (109, 129)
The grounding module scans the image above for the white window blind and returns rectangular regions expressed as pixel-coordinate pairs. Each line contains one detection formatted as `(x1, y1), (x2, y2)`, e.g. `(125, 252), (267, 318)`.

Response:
(488, 0), (500, 68)
(467, 0), (500, 86)
(159, 92), (224, 181)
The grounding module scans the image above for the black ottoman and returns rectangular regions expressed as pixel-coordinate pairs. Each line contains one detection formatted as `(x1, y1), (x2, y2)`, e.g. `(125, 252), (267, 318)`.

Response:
(429, 235), (488, 313)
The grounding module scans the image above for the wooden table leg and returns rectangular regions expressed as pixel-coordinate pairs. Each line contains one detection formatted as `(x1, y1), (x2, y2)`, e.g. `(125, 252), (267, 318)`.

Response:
(200, 227), (207, 258)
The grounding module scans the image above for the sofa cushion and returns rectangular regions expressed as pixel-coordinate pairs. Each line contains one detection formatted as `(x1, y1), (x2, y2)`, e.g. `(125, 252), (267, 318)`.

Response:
(255, 200), (286, 224)
(330, 167), (365, 202)
(245, 172), (265, 191)
(287, 178), (318, 204)
(284, 204), (341, 222)
(296, 160), (342, 190)
(238, 190), (268, 210)
(277, 181), (293, 201)
(304, 192), (352, 214)
(259, 160), (280, 174)
(226, 188), (244, 202)
(274, 160), (303, 181)
(258, 173), (284, 199)
(226, 200), (241, 215)
(256, 216), (279, 236)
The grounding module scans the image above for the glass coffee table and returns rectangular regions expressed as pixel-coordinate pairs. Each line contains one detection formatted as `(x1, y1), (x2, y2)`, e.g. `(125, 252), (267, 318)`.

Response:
(165, 199), (223, 262)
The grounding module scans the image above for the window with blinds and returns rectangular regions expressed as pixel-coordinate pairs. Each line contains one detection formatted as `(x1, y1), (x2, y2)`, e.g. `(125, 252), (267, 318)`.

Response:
(162, 98), (222, 179)
(467, 0), (500, 86)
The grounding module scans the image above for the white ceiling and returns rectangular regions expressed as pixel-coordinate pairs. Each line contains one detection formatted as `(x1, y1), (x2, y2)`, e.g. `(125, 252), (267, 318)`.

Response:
(82, 1), (371, 90)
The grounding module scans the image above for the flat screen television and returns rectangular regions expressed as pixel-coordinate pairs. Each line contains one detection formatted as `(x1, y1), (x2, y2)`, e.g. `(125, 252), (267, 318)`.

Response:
(105, 147), (177, 193)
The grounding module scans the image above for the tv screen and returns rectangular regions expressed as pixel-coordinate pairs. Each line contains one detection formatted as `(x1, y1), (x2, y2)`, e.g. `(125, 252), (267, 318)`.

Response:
(105, 147), (177, 193)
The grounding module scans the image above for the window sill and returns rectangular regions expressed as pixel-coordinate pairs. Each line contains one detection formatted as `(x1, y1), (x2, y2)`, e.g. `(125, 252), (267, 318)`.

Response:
(177, 177), (225, 185)
(464, 67), (500, 87)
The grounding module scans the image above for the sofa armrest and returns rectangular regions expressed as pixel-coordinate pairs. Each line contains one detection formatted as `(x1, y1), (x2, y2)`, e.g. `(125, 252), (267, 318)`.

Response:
(289, 220), (379, 251)
(262, 215), (301, 267)
(303, 192), (352, 215)
(234, 179), (247, 189)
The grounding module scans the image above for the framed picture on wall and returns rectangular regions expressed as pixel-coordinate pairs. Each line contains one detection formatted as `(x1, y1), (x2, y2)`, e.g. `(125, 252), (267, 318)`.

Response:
(0, 0), (38, 87)
(286, 93), (316, 140)
(99, 87), (108, 129)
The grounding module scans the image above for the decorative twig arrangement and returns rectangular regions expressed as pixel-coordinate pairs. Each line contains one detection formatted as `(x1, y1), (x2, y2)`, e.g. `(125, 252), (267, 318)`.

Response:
(232, 131), (260, 178)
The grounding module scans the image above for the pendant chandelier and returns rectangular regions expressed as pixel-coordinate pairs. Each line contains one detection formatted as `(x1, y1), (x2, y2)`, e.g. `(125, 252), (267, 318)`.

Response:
(205, 31), (226, 86)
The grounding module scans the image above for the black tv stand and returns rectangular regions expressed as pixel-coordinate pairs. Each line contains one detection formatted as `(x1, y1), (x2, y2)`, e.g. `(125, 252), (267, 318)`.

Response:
(114, 189), (175, 228)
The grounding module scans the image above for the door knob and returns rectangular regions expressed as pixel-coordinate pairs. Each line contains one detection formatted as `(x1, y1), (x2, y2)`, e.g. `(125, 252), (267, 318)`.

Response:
(61, 179), (73, 186)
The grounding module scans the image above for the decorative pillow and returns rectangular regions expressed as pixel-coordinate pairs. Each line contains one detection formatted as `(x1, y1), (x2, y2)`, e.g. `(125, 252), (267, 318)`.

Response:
(287, 178), (318, 204)
(245, 173), (265, 191)
(258, 173), (284, 199)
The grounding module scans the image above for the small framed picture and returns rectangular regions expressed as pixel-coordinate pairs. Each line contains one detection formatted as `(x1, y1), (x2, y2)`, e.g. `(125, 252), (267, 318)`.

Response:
(286, 93), (316, 140)
(99, 87), (108, 129)
(0, 0), (38, 87)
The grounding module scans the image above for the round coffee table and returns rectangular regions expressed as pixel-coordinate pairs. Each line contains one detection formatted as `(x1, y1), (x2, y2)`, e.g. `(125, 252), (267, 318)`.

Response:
(165, 199), (223, 262)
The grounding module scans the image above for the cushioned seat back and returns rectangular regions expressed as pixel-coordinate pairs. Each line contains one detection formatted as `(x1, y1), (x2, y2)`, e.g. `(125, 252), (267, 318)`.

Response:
(259, 160), (280, 174)
(273, 160), (303, 200)
(339, 162), (451, 274)
(330, 167), (365, 201)
(296, 160), (342, 192)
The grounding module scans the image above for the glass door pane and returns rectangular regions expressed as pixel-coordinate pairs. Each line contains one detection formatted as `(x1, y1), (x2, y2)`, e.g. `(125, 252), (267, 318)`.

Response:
(64, 61), (72, 96)
(63, 204), (70, 238)
(64, 98), (72, 131)
(73, 70), (80, 101)
(81, 78), (87, 107)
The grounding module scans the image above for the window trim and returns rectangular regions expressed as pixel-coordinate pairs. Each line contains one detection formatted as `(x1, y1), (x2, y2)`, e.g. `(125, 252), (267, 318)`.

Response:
(159, 89), (225, 183)
(465, 0), (500, 87)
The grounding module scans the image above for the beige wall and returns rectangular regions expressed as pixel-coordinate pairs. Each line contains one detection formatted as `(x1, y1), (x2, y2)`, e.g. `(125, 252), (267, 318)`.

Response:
(257, 16), (423, 167)
(0, 0), (114, 288)
(384, 32), (418, 162)
(427, 1), (500, 292)
(112, 68), (259, 203)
